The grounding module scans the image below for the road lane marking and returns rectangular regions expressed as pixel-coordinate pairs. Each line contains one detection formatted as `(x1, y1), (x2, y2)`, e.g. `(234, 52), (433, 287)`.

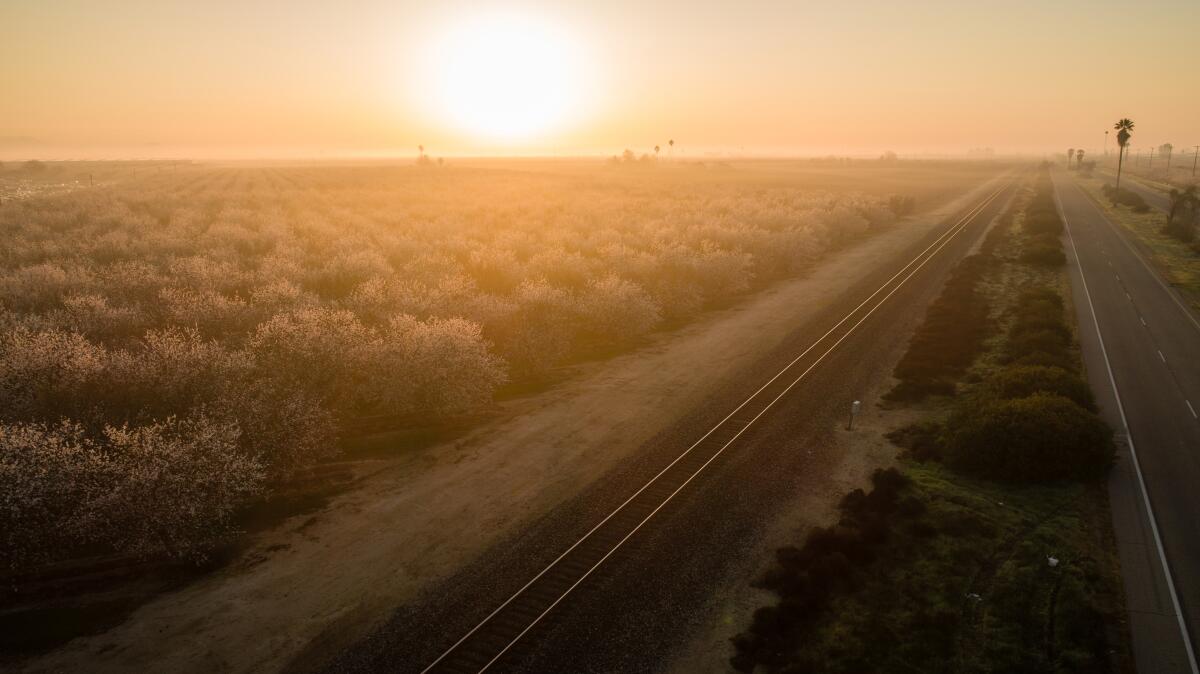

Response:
(1188, 400), (1198, 419)
(1159, 350), (1167, 363)
(1074, 182), (1200, 335)
(1057, 184), (1200, 674)
(1126, 292), (1132, 300)
(1140, 316), (1147, 326)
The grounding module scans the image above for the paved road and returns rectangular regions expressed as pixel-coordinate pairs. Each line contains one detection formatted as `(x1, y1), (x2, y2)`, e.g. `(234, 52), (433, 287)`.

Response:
(308, 182), (1018, 674)
(1055, 171), (1200, 674)
(1098, 169), (1173, 212)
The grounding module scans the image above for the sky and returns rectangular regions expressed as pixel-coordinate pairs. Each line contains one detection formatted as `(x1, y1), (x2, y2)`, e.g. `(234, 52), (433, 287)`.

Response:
(1, 0), (1197, 159)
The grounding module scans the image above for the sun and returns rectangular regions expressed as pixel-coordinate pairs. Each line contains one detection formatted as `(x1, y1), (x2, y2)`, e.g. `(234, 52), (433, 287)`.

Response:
(424, 13), (585, 141)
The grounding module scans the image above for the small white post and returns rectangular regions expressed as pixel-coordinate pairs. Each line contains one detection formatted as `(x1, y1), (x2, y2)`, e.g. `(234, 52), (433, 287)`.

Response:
(847, 400), (862, 430)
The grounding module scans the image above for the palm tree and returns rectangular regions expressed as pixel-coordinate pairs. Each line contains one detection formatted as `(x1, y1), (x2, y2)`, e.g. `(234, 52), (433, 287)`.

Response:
(654, 144), (661, 160)
(1068, 148), (1075, 168)
(1113, 118), (1134, 198)
(1076, 149), (1086, 168)
(418, 144), (425, 159)
(668, 139), (675, 160)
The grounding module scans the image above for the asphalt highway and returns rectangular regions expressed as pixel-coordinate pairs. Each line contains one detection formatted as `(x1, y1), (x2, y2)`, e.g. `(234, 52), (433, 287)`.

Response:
(1056, 172), (1200, 674)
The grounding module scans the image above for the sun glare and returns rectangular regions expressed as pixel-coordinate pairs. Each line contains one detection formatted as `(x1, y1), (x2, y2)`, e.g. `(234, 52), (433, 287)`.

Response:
(424, 13), (585, 141)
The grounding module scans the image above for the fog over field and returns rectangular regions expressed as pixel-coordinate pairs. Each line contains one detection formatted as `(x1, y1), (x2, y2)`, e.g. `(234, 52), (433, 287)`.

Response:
(2, 1), (1199, 673)
(0, 161), (973, 569)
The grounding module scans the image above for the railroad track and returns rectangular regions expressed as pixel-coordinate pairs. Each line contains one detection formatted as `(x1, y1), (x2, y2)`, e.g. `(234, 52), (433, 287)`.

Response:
(419, 179), (1014, 674)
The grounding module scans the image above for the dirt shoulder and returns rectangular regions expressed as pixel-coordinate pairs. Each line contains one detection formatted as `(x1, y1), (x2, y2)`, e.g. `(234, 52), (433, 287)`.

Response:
(16, 175), (1005, 674)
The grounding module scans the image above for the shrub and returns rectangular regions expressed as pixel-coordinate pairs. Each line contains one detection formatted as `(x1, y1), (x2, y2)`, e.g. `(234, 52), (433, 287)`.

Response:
(888, 256), (991, 400)
(369, 314), (506, 414)
(1010, 312), (1072, 342)
(1008, 350), (1078, 371)
(944, 393), (1114, 482)
(51, 293), (148, 344)
(1017, 288), (1064, 310)
(0, 421), (110, 572)
(983, 365), (1095, 410)
(888, 194), (915, 217)
(1101, 184), (1150, 213)
(732, 469), (914, 672)
(1006, 327), (1071, 362)
(247, 307), (374, 404)
(1004, 289), (1076, 366)
(107, 327), (248, 422)
(1023, 212), (1063, 237)
(886, 421), (943, 461)
(1020, 239), (1066, 267)
(216, 384), (335, 476)
(576, 275), (662, 344)
(0, 416), (264, 571)
(488, 278), (577, 376)
(0, 327), (109, 423)
(1163, 219), (1196, 243)
(96, 415), (265, 559)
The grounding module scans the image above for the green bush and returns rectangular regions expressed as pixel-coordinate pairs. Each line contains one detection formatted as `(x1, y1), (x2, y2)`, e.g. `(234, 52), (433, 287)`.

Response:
(1021, 239), (1066, 267)
(732, 468), (913, 672)
(1010, 312), (1072, 341)
(1101, 184), (1150, 213)
(1016, 288), (1064, 310)
(1162, 219), (1196, 243)
(1024, 212), (1063, 237)
(1004, 288), (1076, 366)
(885, 421), (943, 461)
(1006, 327), (1070, 360)
(888, 256), (991, 400)
(1008, 350), (1078, 371)
(944, 393), (1114, 482)
(983, 365), (1096, 410)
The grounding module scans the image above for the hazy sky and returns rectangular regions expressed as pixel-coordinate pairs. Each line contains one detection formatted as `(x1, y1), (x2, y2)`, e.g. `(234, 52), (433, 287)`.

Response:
(2, 0), (1196, 159)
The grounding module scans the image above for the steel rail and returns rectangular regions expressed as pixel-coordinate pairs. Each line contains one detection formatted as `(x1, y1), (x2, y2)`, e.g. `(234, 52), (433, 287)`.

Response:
(419, 179), (1013, 674)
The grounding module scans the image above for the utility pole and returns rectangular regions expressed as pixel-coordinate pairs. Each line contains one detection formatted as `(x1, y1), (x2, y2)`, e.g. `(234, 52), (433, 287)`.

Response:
(1193, 146), (1199, 177)
(1104, 130), (1109, 157)
(1149, 147), (1155, 169)
(1166, 146), (1173, 170)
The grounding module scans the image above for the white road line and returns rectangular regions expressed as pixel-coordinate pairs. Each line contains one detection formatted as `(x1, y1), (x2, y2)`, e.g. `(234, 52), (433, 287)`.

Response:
(1117, 274), (1121, 282)
(1188, 400), (1198, 420)
(1057, 184), (1200, 674)
(421, 182), (1013, 674)
(1075, 183), (1200, 335)
(1126, 292), (1132, 301)
(1160, 350), (1167, 363)
(1141, 316), (1147, 327)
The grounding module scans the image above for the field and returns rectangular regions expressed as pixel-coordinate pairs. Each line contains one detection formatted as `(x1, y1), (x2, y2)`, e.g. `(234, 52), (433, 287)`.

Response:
(0, 159), (1001, 579)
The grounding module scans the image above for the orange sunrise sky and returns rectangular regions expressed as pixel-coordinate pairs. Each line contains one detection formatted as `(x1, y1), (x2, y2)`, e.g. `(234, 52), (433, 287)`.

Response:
(2, 0), (1197, 159)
